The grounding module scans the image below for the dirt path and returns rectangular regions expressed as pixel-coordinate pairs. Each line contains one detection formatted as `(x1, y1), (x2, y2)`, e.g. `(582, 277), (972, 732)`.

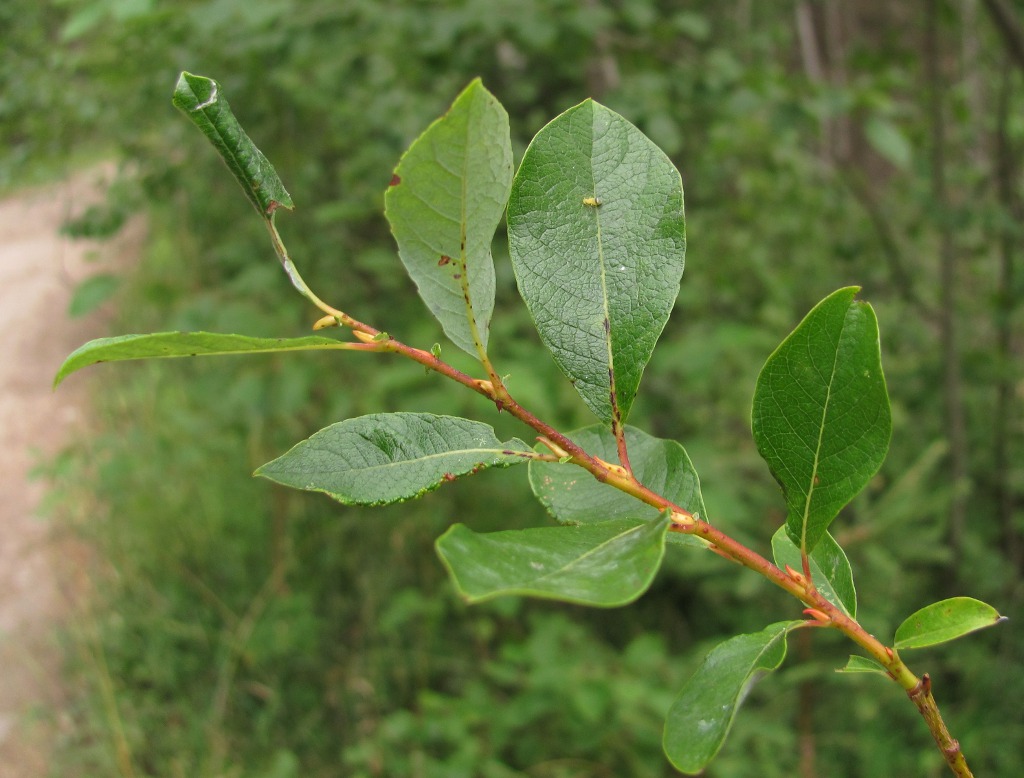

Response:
(0, 168), (143, 777)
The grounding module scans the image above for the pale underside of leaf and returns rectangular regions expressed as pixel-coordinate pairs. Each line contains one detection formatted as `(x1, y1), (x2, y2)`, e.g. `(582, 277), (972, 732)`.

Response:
(436, 515), (670, 607)
(385, 78), (512, 360)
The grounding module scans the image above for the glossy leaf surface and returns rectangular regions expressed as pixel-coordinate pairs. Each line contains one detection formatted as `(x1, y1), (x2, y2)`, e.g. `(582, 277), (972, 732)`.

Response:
(54, 332), (352, 387)
(385, 79), (512, 359)
(663, 621), (801, 774)
(436, 515), (670, 607)
(173, 71), (293, 217)
(529, 425), (706, 548)
(771, 527), (857, 617)
(507, 100), (685, 425)
(894, 597), (1005, 650)
(752, 287), (891, 553)
(256, 413), (530, 506)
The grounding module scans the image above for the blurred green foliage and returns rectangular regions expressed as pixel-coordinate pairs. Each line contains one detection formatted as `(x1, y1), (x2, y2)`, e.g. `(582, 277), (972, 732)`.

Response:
(13, 0), (1021, 774)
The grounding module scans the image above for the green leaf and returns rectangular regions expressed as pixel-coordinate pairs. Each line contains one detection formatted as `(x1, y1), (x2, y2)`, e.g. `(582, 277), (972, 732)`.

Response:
(752, 287), (891, 554)
(384, 79), (512, 360)
(436, 515), (670, 607)
(663, 621), (802, 774)
(836, 655), (888, 675)
(528, 424), (707, 548)
(864, 116), (912, 170)
(67, 273), (120, 318)
(507, 100), (686, 426)
(256, 413), (531, 506)
(771, 527), (857, 617)
(172, 71), (293, 217)
(894, 597), (1006, 650)
(54, 332), (353, 387)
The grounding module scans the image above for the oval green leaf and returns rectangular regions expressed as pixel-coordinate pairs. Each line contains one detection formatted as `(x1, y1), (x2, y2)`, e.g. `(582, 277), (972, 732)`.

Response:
(507, 100), (686, 426)
(529, 424), (707, 548)
(172, 72), (293, 217)
(54, 332), (355, 388)
(255, 413), (531, 506)
(752, 287), (891, 554)
(894, 597), (1005, 650)
(663, 621), (802, 774)
(771, 527), (857, 617)
(436, 515), (670, 607)
(385, 79), (512, 360)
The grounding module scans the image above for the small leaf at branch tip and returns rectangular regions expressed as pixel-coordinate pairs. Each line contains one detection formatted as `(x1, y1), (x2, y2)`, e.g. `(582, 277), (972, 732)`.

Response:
(430, 343), (442, 359)
(370, 331), (391, 342)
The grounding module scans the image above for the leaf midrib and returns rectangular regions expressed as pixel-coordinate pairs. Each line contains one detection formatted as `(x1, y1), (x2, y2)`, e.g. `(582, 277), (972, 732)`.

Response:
(800, 320), (847, 551)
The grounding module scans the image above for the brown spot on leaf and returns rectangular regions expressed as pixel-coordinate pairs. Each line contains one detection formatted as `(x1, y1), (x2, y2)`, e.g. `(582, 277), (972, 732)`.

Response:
(438, 255), (451, 266)
(389, 174), (401, 187)
(453, 273), (462, 279)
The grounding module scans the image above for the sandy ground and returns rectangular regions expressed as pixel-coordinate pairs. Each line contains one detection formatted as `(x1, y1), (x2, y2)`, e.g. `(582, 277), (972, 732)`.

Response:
(0, 168), (143, 777)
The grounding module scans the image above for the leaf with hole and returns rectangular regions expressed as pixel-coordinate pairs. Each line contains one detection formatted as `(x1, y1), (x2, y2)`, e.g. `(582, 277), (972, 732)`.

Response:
(752, 287), (891, 554)
(507, 99), (685, 426)
(436, 514), (670, 607)
(385, 78), (512, 360)
(663, 621), (802, 774)
(256, 413), (531, 506)
(894, 597), (1005, 650)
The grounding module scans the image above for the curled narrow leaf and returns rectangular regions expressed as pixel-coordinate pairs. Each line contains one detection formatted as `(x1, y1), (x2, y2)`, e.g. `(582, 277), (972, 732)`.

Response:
(436, 515), (670, 607)
(508, 99), (685, 426)
(529, 424), (706, 548)
(771, 527), (857, 617)
(663, 621), (802, 774)
(385, 78), (512, 360)
(256, 413), (531, 506)
(894, 597), (1005, 650)
(752, 287), (891, 554)
(172, 72), (293, 217)
(54, 332), (353, 387)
